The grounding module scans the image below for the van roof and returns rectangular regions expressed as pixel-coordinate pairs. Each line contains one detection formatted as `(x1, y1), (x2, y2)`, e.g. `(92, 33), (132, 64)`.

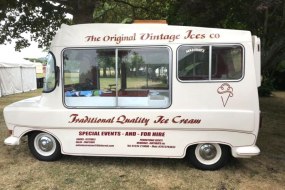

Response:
(51, 23), (252, 47)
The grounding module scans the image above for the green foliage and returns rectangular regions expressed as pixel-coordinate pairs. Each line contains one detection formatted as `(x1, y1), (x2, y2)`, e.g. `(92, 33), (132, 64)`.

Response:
(0, 0), (174, 50)
(0, 0), (101, 50)
(276, 60), (285, 73)
(168, 0), (285, 91)
(24, 57), (47, 64)
(273, 60), (285, 90)
(93, 0), (174, 23)
(0, 0), (70, 50)
(258, 76), (274, 97)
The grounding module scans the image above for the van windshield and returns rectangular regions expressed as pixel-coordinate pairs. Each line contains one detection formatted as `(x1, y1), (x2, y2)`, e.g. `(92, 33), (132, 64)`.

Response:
(43, 52), (56, 92)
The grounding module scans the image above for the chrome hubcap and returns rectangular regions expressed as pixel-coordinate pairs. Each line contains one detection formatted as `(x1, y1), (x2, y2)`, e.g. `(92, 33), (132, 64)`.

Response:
(38, 136), (54, 152)
(199, 144), (217, 160)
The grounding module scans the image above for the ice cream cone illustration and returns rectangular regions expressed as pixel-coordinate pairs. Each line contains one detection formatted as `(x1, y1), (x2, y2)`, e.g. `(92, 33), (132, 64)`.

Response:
(217, 83), (233, 107)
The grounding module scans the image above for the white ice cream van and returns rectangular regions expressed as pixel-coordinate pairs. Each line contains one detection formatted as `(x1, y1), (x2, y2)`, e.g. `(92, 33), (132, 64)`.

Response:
(4, 22), (261, 170)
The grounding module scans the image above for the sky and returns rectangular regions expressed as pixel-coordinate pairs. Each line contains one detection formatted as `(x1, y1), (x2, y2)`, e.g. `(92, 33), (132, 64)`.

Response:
(0, 40), (47, 63)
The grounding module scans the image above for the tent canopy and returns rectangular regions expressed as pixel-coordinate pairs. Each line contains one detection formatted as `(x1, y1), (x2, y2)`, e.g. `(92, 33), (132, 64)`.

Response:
(0, 60), (37, 97)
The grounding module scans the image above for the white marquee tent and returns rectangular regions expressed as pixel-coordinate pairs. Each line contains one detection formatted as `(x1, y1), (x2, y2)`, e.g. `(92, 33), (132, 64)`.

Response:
(0, 61), (37, 97)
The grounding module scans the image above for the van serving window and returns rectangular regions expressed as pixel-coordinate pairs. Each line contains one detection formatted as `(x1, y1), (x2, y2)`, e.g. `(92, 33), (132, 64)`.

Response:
(63, 47), (171, 108)
(177, 45), (243, 81)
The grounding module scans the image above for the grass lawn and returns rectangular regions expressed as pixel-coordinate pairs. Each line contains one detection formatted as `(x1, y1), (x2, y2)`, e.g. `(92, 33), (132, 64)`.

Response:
(0, 90), (284, 189)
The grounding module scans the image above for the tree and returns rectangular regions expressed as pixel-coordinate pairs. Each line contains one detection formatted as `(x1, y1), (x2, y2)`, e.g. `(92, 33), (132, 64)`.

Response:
(2, 0), (285, 89)
(0, 0), (173, 51)
(168, 0), (285, 82)
(0, 0), (102, 50)
(93, 0), (173, 23)
(128, 52), (144, 76)
(98, 54), (115, 77)
(254, 0), (285, 78)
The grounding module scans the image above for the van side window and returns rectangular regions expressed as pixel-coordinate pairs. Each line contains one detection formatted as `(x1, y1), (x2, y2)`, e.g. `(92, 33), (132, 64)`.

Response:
(211, 46), (243, 80)
(177, 46), (209, 80)
(177, 45), (243, 81)
(63, 47), (171, 108)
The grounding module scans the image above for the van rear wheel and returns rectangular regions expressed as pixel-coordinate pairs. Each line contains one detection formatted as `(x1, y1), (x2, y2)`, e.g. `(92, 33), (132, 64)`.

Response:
(28, 132), (62, 161)
(188, 143), (230, 170)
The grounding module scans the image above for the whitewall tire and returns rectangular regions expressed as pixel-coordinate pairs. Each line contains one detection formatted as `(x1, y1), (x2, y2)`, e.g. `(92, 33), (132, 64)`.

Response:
(28, 132), (62, 161)
(188, 143), (230, 170)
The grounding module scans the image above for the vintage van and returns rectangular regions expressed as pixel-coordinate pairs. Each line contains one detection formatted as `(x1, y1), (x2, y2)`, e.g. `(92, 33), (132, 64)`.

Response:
(3, 22), (261, 170)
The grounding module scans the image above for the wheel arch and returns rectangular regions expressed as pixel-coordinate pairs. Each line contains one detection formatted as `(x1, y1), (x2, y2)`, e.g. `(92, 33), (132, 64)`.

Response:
(24, 129), (63, 153)
(27, 130), (63, 161)
(184, 142), (232, 158)
(184, 142), (232, 170)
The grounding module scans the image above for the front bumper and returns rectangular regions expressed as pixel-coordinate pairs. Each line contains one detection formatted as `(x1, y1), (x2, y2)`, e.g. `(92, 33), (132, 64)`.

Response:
(4, 136), (20, 146)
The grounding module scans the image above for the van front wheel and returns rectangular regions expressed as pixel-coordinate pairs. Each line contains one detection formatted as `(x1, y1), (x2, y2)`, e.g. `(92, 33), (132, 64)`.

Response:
(28, 132), (62, 161)
(188, 143), (230, 170)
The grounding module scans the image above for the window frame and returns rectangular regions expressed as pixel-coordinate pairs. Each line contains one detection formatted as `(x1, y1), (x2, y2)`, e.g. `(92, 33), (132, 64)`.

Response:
(176, 44), (245, 83)
(61, 46), (172, 109)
